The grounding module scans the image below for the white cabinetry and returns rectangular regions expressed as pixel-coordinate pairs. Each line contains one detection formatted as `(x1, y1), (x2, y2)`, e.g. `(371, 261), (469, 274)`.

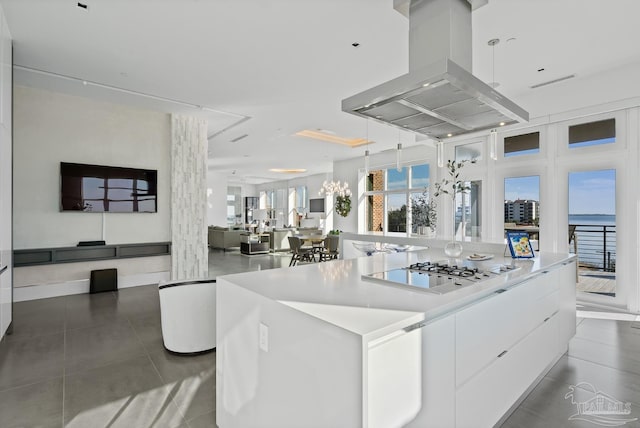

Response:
(455, 260), (576, 427)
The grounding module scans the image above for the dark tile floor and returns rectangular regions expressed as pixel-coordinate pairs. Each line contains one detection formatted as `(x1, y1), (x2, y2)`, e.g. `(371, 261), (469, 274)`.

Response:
(0, 285), (215, 428)
(0, 248), (639, 427)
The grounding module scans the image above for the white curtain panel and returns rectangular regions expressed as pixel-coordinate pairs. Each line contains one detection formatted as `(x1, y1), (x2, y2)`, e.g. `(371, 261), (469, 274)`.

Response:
(171, 114), (208, 280)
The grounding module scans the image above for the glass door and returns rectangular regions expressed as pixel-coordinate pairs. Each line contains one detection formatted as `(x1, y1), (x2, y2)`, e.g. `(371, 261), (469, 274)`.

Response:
(568, 169), (616, 297)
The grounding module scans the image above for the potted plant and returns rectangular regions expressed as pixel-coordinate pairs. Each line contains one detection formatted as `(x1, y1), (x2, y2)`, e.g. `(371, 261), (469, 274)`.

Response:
(434, 159), (476, 256)
(411, 190), (437, 236)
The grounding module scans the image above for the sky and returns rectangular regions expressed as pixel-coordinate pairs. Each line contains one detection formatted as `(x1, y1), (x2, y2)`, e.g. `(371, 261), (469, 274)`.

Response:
(504, 170), (616, 216)
(504, 137), (616, 216)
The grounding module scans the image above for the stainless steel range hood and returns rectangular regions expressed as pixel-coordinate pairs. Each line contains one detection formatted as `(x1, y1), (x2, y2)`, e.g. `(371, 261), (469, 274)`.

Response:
(342, 0), (528, 140)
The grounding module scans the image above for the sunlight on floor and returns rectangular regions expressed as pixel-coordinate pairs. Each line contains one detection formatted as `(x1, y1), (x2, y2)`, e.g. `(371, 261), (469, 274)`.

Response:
(65, 370), (212, 428)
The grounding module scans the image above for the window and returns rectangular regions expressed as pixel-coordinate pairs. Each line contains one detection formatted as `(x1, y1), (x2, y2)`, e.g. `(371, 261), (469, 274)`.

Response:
(569, 169), (616, 297)
(455, 141), (483, 161)
(295, 186), (307, 212)
(504, 176), (540, 226)
(504, 132), (540, 157)
(569, 118), (615, 148)
(364, 164), (431, 235)
(455, 180), (482, 241)
(227, 186), (242, 225)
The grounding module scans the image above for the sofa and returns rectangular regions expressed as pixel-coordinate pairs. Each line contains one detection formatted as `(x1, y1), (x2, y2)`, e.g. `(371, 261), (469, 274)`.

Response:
(208, 226), (245, 251)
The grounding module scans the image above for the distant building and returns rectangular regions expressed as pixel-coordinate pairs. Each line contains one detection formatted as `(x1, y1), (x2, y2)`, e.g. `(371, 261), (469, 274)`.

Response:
(504, 199), (539, 224)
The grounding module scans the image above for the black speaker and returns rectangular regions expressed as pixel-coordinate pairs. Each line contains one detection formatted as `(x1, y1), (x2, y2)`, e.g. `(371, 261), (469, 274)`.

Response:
(90, 268), (118, 293)
(78, 240), (106, 247)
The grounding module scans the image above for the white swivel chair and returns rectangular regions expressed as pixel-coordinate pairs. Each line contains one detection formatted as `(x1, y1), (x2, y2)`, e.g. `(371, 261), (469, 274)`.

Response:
(158, 279), (216, 354)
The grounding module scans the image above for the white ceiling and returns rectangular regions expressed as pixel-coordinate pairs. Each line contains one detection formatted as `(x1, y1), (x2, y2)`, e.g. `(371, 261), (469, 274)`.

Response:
(3, 0), (640, 184)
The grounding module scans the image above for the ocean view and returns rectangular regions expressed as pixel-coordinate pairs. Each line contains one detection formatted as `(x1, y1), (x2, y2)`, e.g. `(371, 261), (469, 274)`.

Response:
(569, 214), (615, 226)
(569, 214), (616, 270)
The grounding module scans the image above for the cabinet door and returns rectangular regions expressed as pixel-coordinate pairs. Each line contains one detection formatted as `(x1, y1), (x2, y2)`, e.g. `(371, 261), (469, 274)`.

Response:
(456, 315), (559, 428)
(368, 315), (456, 428)
(555, 260), (577, 346)
(367, 327), (422, 428)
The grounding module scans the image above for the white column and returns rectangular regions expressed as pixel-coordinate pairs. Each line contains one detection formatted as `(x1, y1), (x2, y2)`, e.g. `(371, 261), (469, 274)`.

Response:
(171, 115), (208, 280)
(0, 8), (11, 339)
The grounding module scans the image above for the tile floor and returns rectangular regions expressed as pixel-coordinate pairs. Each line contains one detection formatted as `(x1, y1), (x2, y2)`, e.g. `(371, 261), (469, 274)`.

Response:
(0, 248), (639, 427)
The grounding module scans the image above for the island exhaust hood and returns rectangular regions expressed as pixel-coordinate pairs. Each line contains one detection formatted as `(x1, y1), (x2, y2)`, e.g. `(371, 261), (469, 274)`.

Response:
(342, 0), (529, 140)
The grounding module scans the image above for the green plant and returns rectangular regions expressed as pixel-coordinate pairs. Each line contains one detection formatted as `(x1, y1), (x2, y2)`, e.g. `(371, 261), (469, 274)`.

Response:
(434, 159), (477, 199)
(411, 191), (437, 231)
(335, 195), (351, 217)
(320, 180), (352, 217)
(329, 229), (342, 235)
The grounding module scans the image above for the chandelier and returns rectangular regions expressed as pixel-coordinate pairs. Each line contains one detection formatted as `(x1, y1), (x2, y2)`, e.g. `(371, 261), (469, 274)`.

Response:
(319, 180), (352, 197)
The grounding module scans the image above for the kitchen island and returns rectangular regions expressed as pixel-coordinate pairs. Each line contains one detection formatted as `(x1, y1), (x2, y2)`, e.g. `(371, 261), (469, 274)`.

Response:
(216, 245), (576, 428)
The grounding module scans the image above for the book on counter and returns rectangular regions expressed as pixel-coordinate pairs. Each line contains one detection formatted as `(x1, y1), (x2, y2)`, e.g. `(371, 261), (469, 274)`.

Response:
(506, 231), (535, 258)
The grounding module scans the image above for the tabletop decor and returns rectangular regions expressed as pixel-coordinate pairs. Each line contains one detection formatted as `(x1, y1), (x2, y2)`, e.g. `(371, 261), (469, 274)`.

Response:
(319, 180), (352, 217)
(411, 190), (437, 236)
(434, 158), (476, 257)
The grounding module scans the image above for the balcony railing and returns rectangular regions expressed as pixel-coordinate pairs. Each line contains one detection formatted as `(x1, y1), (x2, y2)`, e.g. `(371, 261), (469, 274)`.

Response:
(570, 224), (616, 272)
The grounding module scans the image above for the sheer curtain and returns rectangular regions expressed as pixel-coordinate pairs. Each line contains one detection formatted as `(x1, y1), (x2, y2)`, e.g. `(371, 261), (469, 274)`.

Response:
(171, 114), (208, 280)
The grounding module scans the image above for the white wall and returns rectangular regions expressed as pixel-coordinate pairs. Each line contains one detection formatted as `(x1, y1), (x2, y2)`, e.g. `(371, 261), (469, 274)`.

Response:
(13, 86), (171, 249)
(255, 173), (332, 230)
(207, 170), (228, 226)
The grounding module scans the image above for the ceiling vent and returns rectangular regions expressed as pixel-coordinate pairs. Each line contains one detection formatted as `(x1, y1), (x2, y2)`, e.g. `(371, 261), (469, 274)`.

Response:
(230, 134), (249, 143)
(530, 74), (576, 89)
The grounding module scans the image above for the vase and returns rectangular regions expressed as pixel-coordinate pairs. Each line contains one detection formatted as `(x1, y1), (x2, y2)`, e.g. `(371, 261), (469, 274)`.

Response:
(444, 196), (463, 257)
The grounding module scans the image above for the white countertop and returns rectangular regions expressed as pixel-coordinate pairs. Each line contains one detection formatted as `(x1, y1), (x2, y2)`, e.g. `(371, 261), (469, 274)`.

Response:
(218, 247), (575, 340)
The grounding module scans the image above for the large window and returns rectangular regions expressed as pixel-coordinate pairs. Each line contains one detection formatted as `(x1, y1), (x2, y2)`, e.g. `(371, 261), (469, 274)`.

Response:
(365, 164), (431, 235)
(569, 169), (616, 297)
(227, 186), (242, 225)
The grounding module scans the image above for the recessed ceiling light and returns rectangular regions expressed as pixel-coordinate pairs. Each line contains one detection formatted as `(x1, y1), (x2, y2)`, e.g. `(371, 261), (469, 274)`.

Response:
(422, 82), (430, 87)
(499, 122), (505, 126)
(269, 168), (307, 174)
(295, 129), (371, 148)
(447, 133), (453, 137)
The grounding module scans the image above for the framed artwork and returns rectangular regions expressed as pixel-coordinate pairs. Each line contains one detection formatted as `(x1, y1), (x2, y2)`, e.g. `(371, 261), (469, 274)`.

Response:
(506, 231), (535, 258)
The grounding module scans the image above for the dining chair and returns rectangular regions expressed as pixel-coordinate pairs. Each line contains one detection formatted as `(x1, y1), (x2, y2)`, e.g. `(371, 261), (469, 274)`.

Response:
(288, 236), (315, 266)
(319, 235), (340, 262)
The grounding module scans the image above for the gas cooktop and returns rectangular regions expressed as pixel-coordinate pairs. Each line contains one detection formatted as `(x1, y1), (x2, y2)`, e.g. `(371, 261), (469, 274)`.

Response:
(363, 260), (519, 295)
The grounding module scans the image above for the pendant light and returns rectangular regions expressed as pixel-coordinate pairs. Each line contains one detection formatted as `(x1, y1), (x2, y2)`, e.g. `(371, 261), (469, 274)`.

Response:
(364, 119), (370, 176)
(487, 39), (500, 161)
(437, 141), (444, 167)
(396, 129), (402, 172)
(489, 129), (498, 160)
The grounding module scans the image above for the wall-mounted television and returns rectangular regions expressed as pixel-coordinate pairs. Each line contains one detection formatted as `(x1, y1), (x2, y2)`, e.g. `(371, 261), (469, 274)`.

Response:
(60, 162), (158, 213)
(309, 198), (325, 213)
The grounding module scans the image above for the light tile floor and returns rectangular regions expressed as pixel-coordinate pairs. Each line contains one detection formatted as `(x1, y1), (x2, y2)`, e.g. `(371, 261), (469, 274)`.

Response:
(0, 248), (639, 427)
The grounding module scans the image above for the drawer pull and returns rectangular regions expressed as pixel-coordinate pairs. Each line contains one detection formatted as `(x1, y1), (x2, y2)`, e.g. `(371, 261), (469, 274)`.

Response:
(544, 317), (550, 323)
(403, 322), (426, 333)
(494, 289), (506, 294)
(497, 350), (508, 358)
